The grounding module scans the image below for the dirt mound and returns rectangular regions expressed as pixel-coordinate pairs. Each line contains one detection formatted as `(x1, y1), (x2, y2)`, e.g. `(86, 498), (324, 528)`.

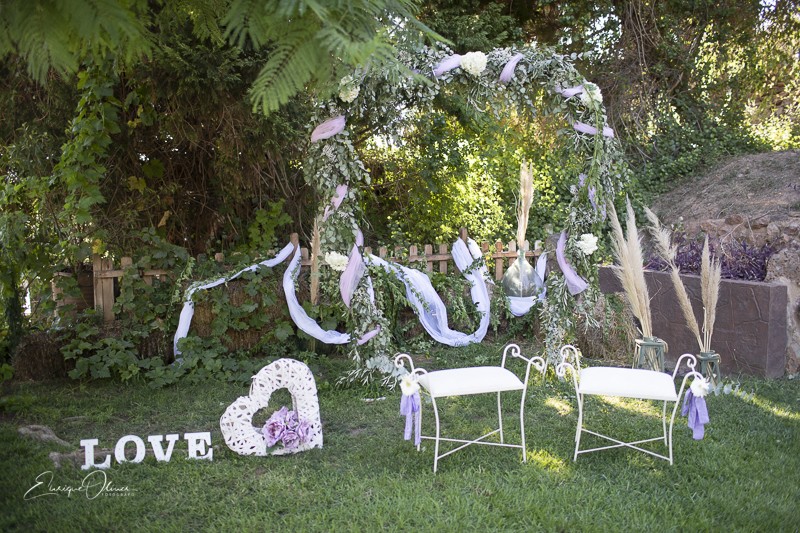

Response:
(650, 150), (800, 225)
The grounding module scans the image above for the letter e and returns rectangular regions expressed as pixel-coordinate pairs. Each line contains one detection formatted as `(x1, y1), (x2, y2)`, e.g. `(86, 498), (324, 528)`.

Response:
(185, 432), (213, 461)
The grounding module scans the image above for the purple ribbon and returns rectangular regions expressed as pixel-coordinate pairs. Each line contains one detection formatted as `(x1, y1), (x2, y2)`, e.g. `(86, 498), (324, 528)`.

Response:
(560, 85), (585, 98)
(573, 122), (615, 138)
(400, 391), (421, 446)
(340, 244), (365, 308)
(433, 54), (462, 77)
(556, 231), (588, 295)
(311, 115), (346, 142)
(499, 53), (524, 83)
(322, 184), (348, 221)
(357, 326), (380, 345)
(681, 390), (710, 440)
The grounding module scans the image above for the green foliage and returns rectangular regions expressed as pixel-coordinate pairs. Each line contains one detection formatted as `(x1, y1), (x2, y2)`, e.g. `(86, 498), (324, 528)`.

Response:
(222, 0), (437, 115)
(0, 0), (150, 82)
(54, 60), (121, 258)
(245, 200), (293, 252)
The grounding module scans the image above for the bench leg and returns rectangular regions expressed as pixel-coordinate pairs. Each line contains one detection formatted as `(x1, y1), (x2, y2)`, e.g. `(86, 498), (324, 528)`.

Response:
(574, 392), (584, 461)
(431, 396), (442, 473)
(497, 392), (504, 444)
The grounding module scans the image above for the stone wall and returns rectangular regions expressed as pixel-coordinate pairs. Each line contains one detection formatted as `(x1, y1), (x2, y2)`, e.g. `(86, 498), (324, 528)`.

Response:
(599, 267), (788, 378)
(677, 214), (800, 375)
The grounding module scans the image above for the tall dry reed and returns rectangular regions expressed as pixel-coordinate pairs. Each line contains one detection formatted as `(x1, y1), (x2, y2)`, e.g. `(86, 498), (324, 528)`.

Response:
(608, 198), (653, 338)
(516, 161), (534, 253)
(645, 207), (721, 352)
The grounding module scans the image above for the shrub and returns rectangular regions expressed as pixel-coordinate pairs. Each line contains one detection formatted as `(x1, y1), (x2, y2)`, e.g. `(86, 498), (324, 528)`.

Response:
(645, 234), (776, 282)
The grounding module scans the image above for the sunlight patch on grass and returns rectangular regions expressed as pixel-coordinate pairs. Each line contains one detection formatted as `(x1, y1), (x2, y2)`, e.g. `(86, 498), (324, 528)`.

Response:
(545, 397), (573, 415)
(526, 449), (566, 472)
(748, 394), (800, 421)
(597, 396), (663, 417)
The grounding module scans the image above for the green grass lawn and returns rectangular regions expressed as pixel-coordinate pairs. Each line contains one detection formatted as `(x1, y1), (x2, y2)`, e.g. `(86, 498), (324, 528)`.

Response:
(1, 344), (799, 532)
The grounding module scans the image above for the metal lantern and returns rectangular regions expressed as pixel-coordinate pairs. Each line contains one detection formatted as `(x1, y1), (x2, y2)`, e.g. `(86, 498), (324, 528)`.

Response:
(634, 337), (667, 372)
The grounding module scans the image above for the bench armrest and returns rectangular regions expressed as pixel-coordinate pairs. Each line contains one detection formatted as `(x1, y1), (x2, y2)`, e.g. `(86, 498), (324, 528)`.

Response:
(393, 353), (428, 379)
(502, 343), (546, 388)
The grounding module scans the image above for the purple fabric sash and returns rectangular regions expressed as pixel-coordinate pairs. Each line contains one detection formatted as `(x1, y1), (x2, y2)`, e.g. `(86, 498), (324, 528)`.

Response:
(499, 53), (524, 83)
(400, 392), (421, 446)
(681, 390), (710, 440)
(556, 231), (589, 295)
(311, 115), (346, 142)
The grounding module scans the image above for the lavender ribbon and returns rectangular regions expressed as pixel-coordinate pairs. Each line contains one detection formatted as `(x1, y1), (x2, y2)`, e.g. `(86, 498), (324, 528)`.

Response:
(556, 231), (589, 295)
(560, 85), (585, 98)
(433, 54), (462, 77)
(322, 184), (348, 221)
(340, 244), (365, 308)
(573, 122), (615, 138)
(681, 390), (710, 440)
(400, 391), (421, 446)
(311, 115), (346, 142)
(499, 53), (524, 83)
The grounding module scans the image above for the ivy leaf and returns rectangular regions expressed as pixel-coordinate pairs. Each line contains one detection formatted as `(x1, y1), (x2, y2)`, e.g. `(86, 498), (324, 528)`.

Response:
(273, 321), (294, 341)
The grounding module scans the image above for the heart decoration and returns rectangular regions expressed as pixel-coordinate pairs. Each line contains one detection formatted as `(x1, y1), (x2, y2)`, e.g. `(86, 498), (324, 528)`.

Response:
(219, 358), (323, 456)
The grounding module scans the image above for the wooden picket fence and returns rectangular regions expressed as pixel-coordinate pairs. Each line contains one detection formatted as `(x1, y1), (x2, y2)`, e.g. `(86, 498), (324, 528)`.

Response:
(61, 228), (540, 322)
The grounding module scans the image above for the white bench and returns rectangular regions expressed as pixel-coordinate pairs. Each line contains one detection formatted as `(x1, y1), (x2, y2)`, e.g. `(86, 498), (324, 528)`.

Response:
(394, 344), (545, 473)
(557, 344), (702, 464)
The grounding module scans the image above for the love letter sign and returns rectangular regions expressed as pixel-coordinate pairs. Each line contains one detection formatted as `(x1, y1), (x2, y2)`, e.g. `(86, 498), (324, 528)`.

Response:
(81, 432), (212, 470)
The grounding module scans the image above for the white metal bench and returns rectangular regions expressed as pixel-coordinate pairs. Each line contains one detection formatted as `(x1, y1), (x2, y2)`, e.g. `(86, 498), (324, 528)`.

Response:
(394, 344), (545, 473)
(556, 344), (702, 464)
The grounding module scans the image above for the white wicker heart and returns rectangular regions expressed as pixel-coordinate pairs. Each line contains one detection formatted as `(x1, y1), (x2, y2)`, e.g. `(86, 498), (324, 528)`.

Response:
(220, 358), (323, 456)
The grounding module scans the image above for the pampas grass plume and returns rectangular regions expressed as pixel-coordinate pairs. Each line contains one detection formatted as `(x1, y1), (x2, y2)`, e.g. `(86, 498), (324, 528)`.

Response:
(607, 198), (653, 338)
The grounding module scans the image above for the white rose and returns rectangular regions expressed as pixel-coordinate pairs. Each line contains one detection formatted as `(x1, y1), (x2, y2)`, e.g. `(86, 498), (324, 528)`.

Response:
(691, 376), (711, 398)
(339, 86), (360, 103)
(460, 51), (487, 76)
(400, 374), (420, 396)
(338, 75), (360, 103)
(583, 82), (603, 103)
(576, 233), (598, 256)
(323, 251), (349, 272)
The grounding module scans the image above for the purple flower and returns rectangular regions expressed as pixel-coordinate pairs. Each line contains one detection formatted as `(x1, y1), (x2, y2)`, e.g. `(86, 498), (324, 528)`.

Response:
(296, 420), (311, 443)
(263, 417), (285, 447)
(602, 126), (615, 138)
(589, 186), (598, 212)
(281, 429), (300, 450)
(285, 409), (299, 431)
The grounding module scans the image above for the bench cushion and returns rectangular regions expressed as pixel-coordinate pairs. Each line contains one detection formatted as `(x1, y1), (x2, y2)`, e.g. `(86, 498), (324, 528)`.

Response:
(578, 367), (678, 402)
(418, 367), (524, 398)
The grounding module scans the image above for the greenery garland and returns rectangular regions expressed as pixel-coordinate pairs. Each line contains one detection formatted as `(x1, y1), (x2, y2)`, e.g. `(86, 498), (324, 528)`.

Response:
(303, 38), (629, 377)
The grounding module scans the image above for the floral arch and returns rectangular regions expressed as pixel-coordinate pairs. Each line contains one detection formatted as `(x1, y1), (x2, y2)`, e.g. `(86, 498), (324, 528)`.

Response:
(298, 43), (628, 380)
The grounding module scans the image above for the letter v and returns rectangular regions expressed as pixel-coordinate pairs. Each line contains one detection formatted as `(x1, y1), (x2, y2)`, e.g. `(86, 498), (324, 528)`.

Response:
(147, 434), (180, 462)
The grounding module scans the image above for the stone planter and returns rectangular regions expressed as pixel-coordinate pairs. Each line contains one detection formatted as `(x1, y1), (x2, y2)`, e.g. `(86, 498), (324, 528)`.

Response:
(599, 267), (788, 378)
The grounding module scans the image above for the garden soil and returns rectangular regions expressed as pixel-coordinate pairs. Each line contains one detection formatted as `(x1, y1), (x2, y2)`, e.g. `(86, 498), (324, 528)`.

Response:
(650, 149), (800, 374)
(650, 149), (800, 227)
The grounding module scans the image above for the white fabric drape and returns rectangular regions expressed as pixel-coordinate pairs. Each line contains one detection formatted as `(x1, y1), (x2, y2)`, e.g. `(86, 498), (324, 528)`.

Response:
(173, 243), (295, 355)
(368, 238), (490, 347)
(283, 247), (351, 344)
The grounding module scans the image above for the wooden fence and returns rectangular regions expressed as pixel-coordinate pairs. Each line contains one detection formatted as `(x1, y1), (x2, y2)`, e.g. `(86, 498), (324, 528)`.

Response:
(61, 228), (541, 322)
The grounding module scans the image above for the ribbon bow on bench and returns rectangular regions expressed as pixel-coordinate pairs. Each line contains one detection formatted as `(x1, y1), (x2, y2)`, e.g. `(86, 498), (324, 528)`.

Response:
(681, 377), (711, 440)
(399, 375), (421, 446)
